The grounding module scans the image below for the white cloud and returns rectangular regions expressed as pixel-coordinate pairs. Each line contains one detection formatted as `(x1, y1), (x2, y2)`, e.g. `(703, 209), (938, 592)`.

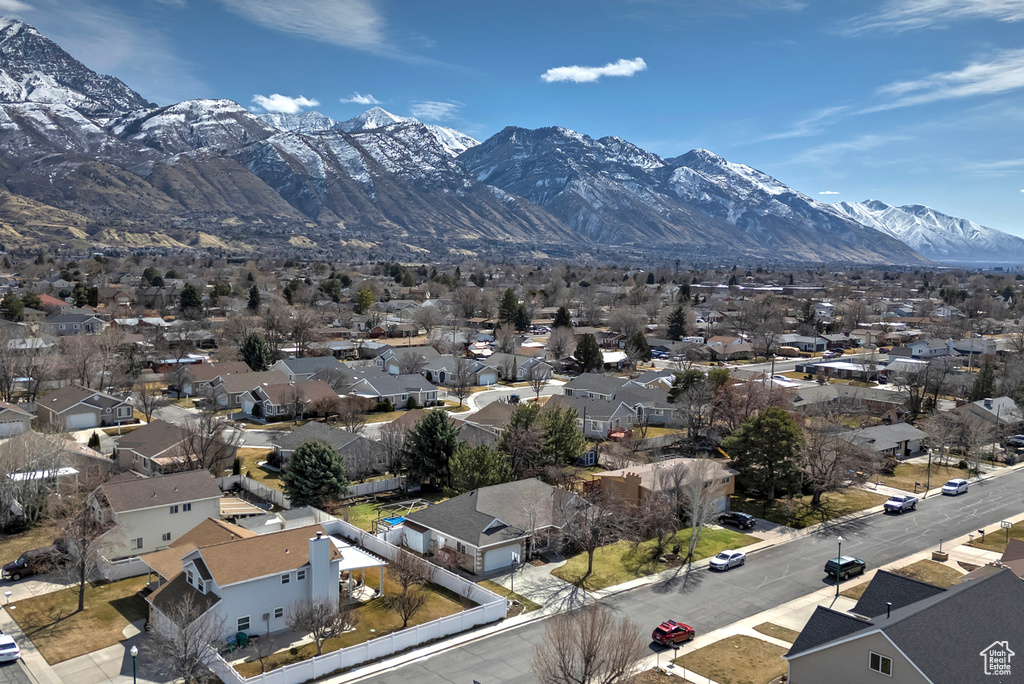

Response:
(541, 57), (647, 84)
(757, 106), (849, 141)
(787, 134), (907, 166)
(340, 92), (381, 105)
(818, 190), (841, 195)
(6, 0), (207, 104)
(218, 0), (386, 52)
(844, 0), (1024, 34)
(409, 100), (461, 121)
(865, 48), (1024, 112)
(251, 94), (319, 114)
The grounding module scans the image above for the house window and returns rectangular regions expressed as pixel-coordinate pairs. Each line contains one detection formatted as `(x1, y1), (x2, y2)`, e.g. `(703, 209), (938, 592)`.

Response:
(186, 570), (194, 586)
(456, 541), (467, 555)
(296, 570), (306, 581)
(274, 607), (283, 619)
(281, 573), (290, 585)
(237, 616), (250, 632)
(169, 505), (179, 514)
(162, 532), (171, 542)
(869, 653), (893, 676)
(721, 477), (731, 484)
(131, 537), (143, 550)
(183, 503), (192, 512)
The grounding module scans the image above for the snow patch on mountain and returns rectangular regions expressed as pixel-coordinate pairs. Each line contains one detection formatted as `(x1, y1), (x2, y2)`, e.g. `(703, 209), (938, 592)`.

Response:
(260, 110), (336, 134)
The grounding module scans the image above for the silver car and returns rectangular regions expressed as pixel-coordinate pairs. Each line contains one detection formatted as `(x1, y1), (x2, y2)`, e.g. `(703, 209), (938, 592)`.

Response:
(942, 478), (969, 496)
(709, 550), (746, 571)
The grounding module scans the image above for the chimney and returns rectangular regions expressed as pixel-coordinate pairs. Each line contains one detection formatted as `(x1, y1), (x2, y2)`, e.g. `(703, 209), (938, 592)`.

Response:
(309, 529), (332, 603)
(985, 398), (993, 409)
(886, 601), (892, 619)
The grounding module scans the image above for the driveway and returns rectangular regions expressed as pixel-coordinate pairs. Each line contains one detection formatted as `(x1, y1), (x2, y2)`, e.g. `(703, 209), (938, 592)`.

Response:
(463, 381), (565, 414)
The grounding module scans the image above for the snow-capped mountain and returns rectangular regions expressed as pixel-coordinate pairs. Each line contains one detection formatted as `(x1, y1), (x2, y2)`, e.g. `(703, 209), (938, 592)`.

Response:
(834, 200), (1024, 263)
(108, 99), (277, 155)
(259, 110), (336, 134)
(0, 18), (152, 117)
(336, 107), (414, 132)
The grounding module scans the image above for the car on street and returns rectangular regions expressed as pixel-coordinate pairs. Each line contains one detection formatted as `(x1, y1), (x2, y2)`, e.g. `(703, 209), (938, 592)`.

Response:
(884, 494), (918, 514)
(0, 634), (21, 662)
(942, 478), (969, 496)
(1, 545), (61, 581)
(651, 620), (695, 646)
(822, 351), (839, 359)
(709, 550), (746, 571)
(718, 511), (756, 530)
(824, 555), (866, 580)
(878, 347), (890, 353)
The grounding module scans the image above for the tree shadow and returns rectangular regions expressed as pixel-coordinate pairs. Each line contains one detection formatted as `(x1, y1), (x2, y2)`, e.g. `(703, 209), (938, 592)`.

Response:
(650, 562), (706, 595)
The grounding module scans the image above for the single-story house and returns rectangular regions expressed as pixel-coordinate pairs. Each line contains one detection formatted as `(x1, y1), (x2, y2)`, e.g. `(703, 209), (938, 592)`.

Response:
(0, 401), (32, 437)
(37, 385), (134, 430)
(593, 457), (736, 513)
(272, 422), (386, 477)
(210, 370), (288, 410)
(176, 361), (252, 397)
(269, 356), (348, 383)
(839, 423), (928, 460)
(245, 380), (339, 421)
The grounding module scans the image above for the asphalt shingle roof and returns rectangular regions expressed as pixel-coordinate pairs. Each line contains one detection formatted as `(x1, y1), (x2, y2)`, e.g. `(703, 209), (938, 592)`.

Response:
(851, 569), (946, 619)
(99, 470), (222, 513)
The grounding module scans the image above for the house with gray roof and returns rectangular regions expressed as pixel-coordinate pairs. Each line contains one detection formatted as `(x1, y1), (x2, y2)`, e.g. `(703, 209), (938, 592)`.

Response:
(954, 396), (1024, 429)
(786, 569), (1024, 684)
(37, 384), (134, 430)
(269, 356), (348, 382)
(402, 478), (579, 574)
(562, 373), (676, 427)
(839, 423), (928, 459)
(346, 368), (439, 408)
(545, 394), (637, 439)
(272, 422), (385, 478)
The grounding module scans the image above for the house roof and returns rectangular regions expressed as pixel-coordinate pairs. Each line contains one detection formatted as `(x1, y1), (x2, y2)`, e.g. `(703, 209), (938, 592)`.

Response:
(406, 478), (577, 548)
(188, 361), (251, 383)
(544, 394), (629, 422)
(114, 419), (186, 459)
(256, 380), (337, 406)
(791, 384), (907, 409)
(851, 569), (946, 619)
(0, 401), (31, 417)
(595, 458), (736, 494)
(273, 421), (363, 452)
(41, 385), (127, 415)
(348, 368), (437, 396)
(141, 518), (255, 580)
(100, 470), (222, 513)
(191, 524), (341, 587)
(275, 356), (346, 376)
(564, 373), (629, 396)
(840, 423), (928, 453)
(216, 370), (288, 393)
(147, 572), (221, 617)
(459, 401), (516, 432)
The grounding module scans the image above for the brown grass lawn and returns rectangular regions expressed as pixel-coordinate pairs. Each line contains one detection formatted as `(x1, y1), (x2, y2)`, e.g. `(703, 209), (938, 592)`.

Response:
(8, 577), (149, 664)
(237, 447), (283, 491)
(969, 520), (1024, 553)
(634, 669), (679, 684)
(234, 573), (465, 677)
(753, 622), (801, 643)
(476, 580), (541, 613)
(674, 635), (787, 684)
(729, 489), (888, 529)
(881, 463), (968, 494)
(843, 559), (963, 600)
(0, 521), (61, 566)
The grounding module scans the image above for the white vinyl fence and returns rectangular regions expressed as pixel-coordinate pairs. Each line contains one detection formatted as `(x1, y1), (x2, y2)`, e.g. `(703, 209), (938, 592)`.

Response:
(98, 554), (150, 581)
(207, 517), (505, 684)
(347, 476), (406, 498)
(218, 475), (291, 509)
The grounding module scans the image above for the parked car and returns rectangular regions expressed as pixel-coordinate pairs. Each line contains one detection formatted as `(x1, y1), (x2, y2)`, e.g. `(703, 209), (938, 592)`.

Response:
(709, 550), (746, 571)
(942, 478), (969, 496)
(0, 634), (20, 663)
(878, 347), (890, 353)
(822, 351), (839, 359)
(883, 494), (918, 514)
(1004, 435), (1024, 448)
(1, 545), (61, 581)
(651, 620), (695, 646)
(824, 555), (866, 581)
(718, 511), (756, 530)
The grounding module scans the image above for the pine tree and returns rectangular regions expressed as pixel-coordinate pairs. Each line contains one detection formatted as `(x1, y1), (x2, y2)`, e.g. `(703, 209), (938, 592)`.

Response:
(247, 284), (261, 314)
(667, 305), (688, 341)
(553, 306), (572, 328)
(282, 442), (349, 507)
(449, 443), (513, 493)
(574, 333), (602, 372)
(721, 406), (803, 502)
(625, 331), (652, 366)
(0, 292), (24, 321)
(968, 360), (996, 402)
(498, 288), (519, 325)
(239, 332), (272, 371)
(541, 406), (586, 467)
(354, 288), (375, 315)
(677, 282), (691, 304)
(403, 410), (459, 488)
(180, 283), (203, 314)
(514, 304), (531, 332)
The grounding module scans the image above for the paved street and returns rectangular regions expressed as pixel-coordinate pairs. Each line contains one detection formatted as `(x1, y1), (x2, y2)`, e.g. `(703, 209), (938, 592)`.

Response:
(0, 662), (31, 684)
(360, 467), (1024, 684)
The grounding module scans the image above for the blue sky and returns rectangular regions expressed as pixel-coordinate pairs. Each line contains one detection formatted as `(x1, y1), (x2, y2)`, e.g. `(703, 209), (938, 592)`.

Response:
(7, 0), (1024, 235)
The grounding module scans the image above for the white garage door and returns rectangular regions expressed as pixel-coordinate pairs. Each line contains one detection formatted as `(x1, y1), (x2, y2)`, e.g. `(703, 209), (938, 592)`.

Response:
(483, 545), (516, 573)
(0, 421), (22, 437)
(64, 413), (95, 430)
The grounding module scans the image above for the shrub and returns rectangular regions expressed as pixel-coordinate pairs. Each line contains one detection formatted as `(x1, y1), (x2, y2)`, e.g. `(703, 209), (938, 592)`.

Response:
(407, 396), (419, 410)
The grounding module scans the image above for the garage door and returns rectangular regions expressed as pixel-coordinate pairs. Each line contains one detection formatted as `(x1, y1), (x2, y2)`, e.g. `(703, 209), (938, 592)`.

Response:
(64, 413), (95, 430)
(0, 421), (22, 437)
(483, 545), (516, 573)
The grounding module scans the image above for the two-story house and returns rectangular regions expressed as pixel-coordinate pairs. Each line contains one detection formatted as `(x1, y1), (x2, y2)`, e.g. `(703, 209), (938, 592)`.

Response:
(37, 385), (134, 430)
(112, 419), (237, 475)
(93, 470), (222, 559)
(210, 370), (288, 410)
(176, 361), (252, 397)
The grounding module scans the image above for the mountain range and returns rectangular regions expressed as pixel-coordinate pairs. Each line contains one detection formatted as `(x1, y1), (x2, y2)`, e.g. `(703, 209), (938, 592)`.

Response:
(0, 17), (1017, 265)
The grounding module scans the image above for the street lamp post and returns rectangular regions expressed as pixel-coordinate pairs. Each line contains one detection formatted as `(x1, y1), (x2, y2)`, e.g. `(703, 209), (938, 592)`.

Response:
(835, 536), (843, 599)
(130, 644), (138, 684)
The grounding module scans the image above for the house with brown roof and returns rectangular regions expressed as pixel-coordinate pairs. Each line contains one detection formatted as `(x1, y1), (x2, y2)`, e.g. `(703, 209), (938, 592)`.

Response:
(245, 380), (339, 422)
(175, 361), (252, 397)
(112, 419), (237, 475)
(93, 470), (223, 559)
(37, 384), (134, 430)
(210, 370), (288, 410)
(0, 401), (32, 437)
(593, 457), (736, 513)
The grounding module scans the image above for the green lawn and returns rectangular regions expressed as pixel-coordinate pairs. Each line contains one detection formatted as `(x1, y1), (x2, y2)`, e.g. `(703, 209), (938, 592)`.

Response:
(881, 463), (968, 493)
(476, 580), (541, 613)
(234, 573), (465, 677)
(969, 520), (1024, 553)
(730, 489), (888, 529)
(674, 635), (788, 684)
(337, 502), (380, 532)
(8, 577), (149, 664)
(551, 528), (760, 590)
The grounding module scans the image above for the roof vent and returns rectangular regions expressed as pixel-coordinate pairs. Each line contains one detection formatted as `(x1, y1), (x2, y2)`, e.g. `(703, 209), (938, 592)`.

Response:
(985, 397), (993, 408)
(316, 531), (323, 538)
(285, 549), (289, 554)
(886, 601), (892, 618)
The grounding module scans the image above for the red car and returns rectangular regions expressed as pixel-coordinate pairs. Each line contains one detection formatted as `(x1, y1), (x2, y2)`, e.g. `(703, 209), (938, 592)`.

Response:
(652, 620), (695, 646)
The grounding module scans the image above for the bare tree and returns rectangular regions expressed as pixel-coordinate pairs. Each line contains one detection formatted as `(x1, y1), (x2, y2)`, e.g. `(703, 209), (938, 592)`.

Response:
(133, 383), (168, 423)
(179, 412), (240, 473)
(801, 422), (878, 507)
(528, 363), (551, 401)
(412, 305), (445, 338)
(449, 356), (475, 408)
(378, 420), (407, 473)
(386, 550), (435, 628)
(50, 478), (113, 613)
(396, 350), (428, 375)
(336, 396), (373, 433)
(290, 307), (322, 358)
(676, 458), (726, 564)
(0, 431), (67, 528)
(560, 492), (623, 581)
(547, 327), (575, 361)
(495, 326), (516, 354)
(144, 592), (226, 684)
(532, 605), (647, 684)
(60, 335), (99, 387)
(607, 307), (645, 340)
(286, 597), (358, 655)
(94, 327), (126, 392)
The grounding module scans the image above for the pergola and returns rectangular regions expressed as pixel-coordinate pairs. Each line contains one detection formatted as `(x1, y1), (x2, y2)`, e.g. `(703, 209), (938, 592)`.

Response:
(330, 535), (388, 600)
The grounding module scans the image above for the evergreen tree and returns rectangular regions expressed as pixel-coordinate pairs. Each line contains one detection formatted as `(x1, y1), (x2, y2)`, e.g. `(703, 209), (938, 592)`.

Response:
(625, 331), (652, 366)
(514, 304), (531, 332)
(87, 287), (99, 308)
(449, 443), (513, 493)
(541, 406), (586, 467)
(498, 403), (543, 476)
(574, 333), (602, 372)
(677, 282), (691, 304)
(645, 272), (655, 285)
(73, 283), (89, 308)
(239, 332), (272, 371)
(180, 283), (203, 314)
(403, 410), (458, 488)
(354, 288), (375, 315)
(498, 288), (519, 325)
(667, 305), (688, 341)
(282, 441), (349, 507)
(968, 360), (997, 402)
(247, 284), (261, 314)
(87, 432), (101, 450)
(721, 406), (803, 502)
(21, 292), (42, 310)
(727, 274), (738, 287)
(553, 306), (572, 328)
(0, 292), (24, 321)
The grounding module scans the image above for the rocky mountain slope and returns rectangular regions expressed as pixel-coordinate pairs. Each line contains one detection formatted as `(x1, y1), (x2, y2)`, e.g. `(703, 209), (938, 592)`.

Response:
(834, 200), (1024, 264)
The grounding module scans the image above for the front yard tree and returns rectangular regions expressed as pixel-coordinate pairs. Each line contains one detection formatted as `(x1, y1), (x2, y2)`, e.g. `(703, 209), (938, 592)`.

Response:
(721, 406), (804, 502)
(133, 382), (168, 423)
(144, 593), (225, 684)
(624, 331), (651, 367)
(403, 409), (458, 488)
(574, 333), (602, 373)
(968, 360), (996, 402)
(247, 284), (261, 314)
(801, 422), (878, 508)
(181, 411), (241, 473)
(179, 283), (203, 317)
(553, 305), (572, 328)
(542, 405), (586, 468)
(499, 403), (544, 476)
(239, 332), (272, 372)
(282, 441), (349, 507)
(666, 304), (688, 341)
(450, 356), (475, 408)
(50, 479), (111, 613)
(450, 443), (513, 493)
(528, 363), (551, 401)
(386, 550), (435, 628)
(498, 287), (519, 326)
(286, 598), (357, 656)
(532, 605), (647, 684)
